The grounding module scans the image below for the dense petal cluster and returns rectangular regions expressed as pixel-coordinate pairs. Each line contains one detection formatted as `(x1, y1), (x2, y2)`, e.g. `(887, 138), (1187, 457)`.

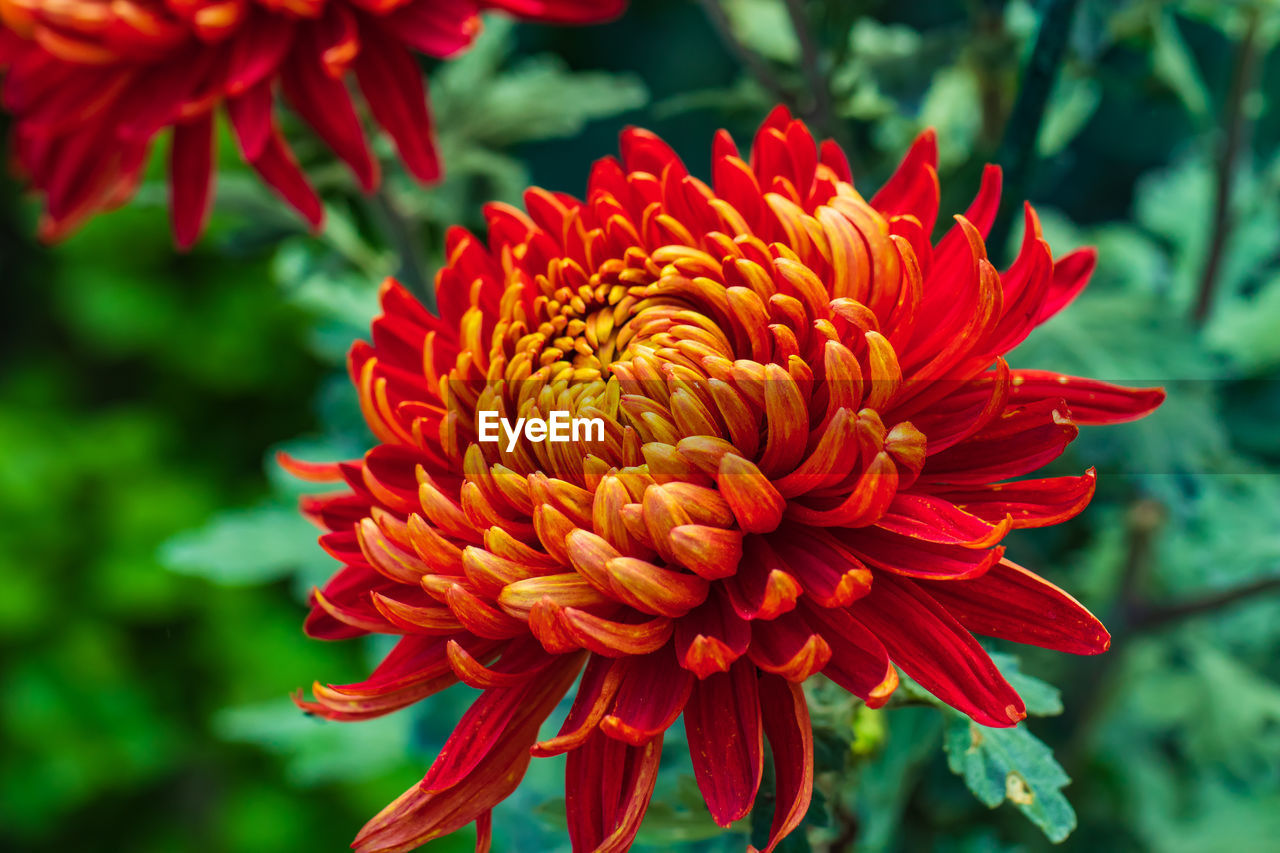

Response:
(0, 0), (624, 246)
(289, 108), (1163, 852)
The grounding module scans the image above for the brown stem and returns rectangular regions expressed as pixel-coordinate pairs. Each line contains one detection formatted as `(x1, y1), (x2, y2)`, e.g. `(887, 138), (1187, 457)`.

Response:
(696, 0), (790, 104)
(783, 0), (836, 138)
(1062, 501), (1162, 769)
(1132, 575), (1280, 632)
(987, 0), (1082, 261)
(1193, 6), (1264, 326)
(826, 797), (860, 853)
(1118, 499), (1164, 614)
(1065, 500), (1280, 769)
(372, 187), (431, 310)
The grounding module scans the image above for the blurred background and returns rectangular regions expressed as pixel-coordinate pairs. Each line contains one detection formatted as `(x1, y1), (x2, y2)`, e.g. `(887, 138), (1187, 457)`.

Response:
(3, 0), (1280, 850)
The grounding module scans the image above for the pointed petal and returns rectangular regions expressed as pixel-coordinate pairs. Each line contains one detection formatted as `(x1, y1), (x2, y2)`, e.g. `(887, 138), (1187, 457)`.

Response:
(532, 654), (623, 757)
(600, 644), (693, 745)
(919, 558), (1110, 654)
(850, 573), (1025, 727)
(684, 659), (764, 826)
(674, 588), (751, 678)
(931, 469), (1097, 529)
(803, 603), (899, 707)
(421, 649), (585, 791)
(869, 128), (939, 233)
(1008, 371), (1165, 424)
(875, 493), (1012, 549)
(566, 728), (663, 853)
(756, 673), (814, 853)
(353, 25), (440, 182)
(249, 128), (323, 228)
(169, 112), (214, 249)
(353, 653), (582, 853)
(919, 398), (1077, 485)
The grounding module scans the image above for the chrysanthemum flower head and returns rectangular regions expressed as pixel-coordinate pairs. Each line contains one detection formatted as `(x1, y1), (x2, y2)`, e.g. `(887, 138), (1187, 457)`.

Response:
(287, 106), (1164, 852)
(0, 0), (624, 246)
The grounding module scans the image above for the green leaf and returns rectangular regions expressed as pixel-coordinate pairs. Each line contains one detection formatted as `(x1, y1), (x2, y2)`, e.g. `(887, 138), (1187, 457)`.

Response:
(1151, 12), (1211, 119)
(1206, 273), (1280, 375)
(433, 19), (647, 149)
(919, 65), (982, 169)
(988, 653), (1064, 717)
(1037, 72), (1102, 156)
(890, 653), (1062, 718)
(943, 716), (1077, 843)
(852, 706), (945, 853)
(215, 699), (413, 785)
(160, 502), (332, 588)
(722, 0), (800, 63)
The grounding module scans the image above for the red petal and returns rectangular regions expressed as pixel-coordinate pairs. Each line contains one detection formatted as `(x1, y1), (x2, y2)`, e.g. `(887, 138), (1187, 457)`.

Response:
(280, 28), (378, 190)
(226, 78), (273, 161)
(566, 728), (663, 853)
(353, 654), (582, 852)
(875, 493), (1012, 548)
(931, 469), (1097, 529)
(114, 53), (212, 139)
(304, 565), (396, 638)
(684, 659), (764, 826)
(1008, 371), (1165, 424)
(747, 611), (832, 681)
(837, 527), (1003, 580)
(918, 558), (1111, 654)
(722, 536), (802, 621)
(869, 128), (939, 234)
(387, 1), (481, 58)
(532, 654), (623, 757)
(755, 674), (814, 853)
(354, 25), (440, 182)
(169, 112), (214, 249)
(919, 398), (1077, 485)
(674, 588), (751, 678)
(770, 527), (873, 606)
(620, 125), (686, 176)
(421, 649), (583, 791)
(803, 603), (899, 707)
(226, 11), (294, 94)
(850, 573), (1025, 727)
(558, 607), (674, 657)
(482, 0), (627, 24)
(276, 450), (346, 482)
(900, 358), (1010, 452)
(249, 128), (323, 227)
(298, 634), (495, 720)
(932, 164), (1001, 273)
(1037, 246), (1095, 322)
(444, 636), (555, 688)
(819, 138), (852, 183)
(600, 644), (693, 745)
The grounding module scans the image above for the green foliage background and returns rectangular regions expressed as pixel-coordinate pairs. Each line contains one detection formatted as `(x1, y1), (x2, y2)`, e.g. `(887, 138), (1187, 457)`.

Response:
(2, 1), (1280, 851)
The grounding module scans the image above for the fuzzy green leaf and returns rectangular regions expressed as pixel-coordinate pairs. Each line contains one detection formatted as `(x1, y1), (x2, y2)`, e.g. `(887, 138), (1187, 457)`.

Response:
(944, 717), (1077, 843)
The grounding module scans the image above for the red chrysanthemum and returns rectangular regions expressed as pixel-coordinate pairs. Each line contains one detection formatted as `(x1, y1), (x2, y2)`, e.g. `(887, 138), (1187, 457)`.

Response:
(286, 107), (1164, 852)
(0, 0), (624, 246)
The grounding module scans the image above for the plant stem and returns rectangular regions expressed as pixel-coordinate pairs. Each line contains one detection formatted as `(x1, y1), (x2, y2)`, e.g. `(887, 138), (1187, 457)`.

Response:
(1192, 6), (1264, 326)
(1064, 498), (1280, 768)
(1132, 575), (1280, 632)
(783, 0), (836, 139)
(696, 0), (790, 104)
(372, 186), (432, 310)
(988, 0), (1081, 261)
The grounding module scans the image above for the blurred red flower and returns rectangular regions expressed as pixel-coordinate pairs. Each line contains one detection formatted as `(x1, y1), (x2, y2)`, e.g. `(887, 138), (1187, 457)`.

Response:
(0, 0), (624, 246)
(287, 108), (1164, 852)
